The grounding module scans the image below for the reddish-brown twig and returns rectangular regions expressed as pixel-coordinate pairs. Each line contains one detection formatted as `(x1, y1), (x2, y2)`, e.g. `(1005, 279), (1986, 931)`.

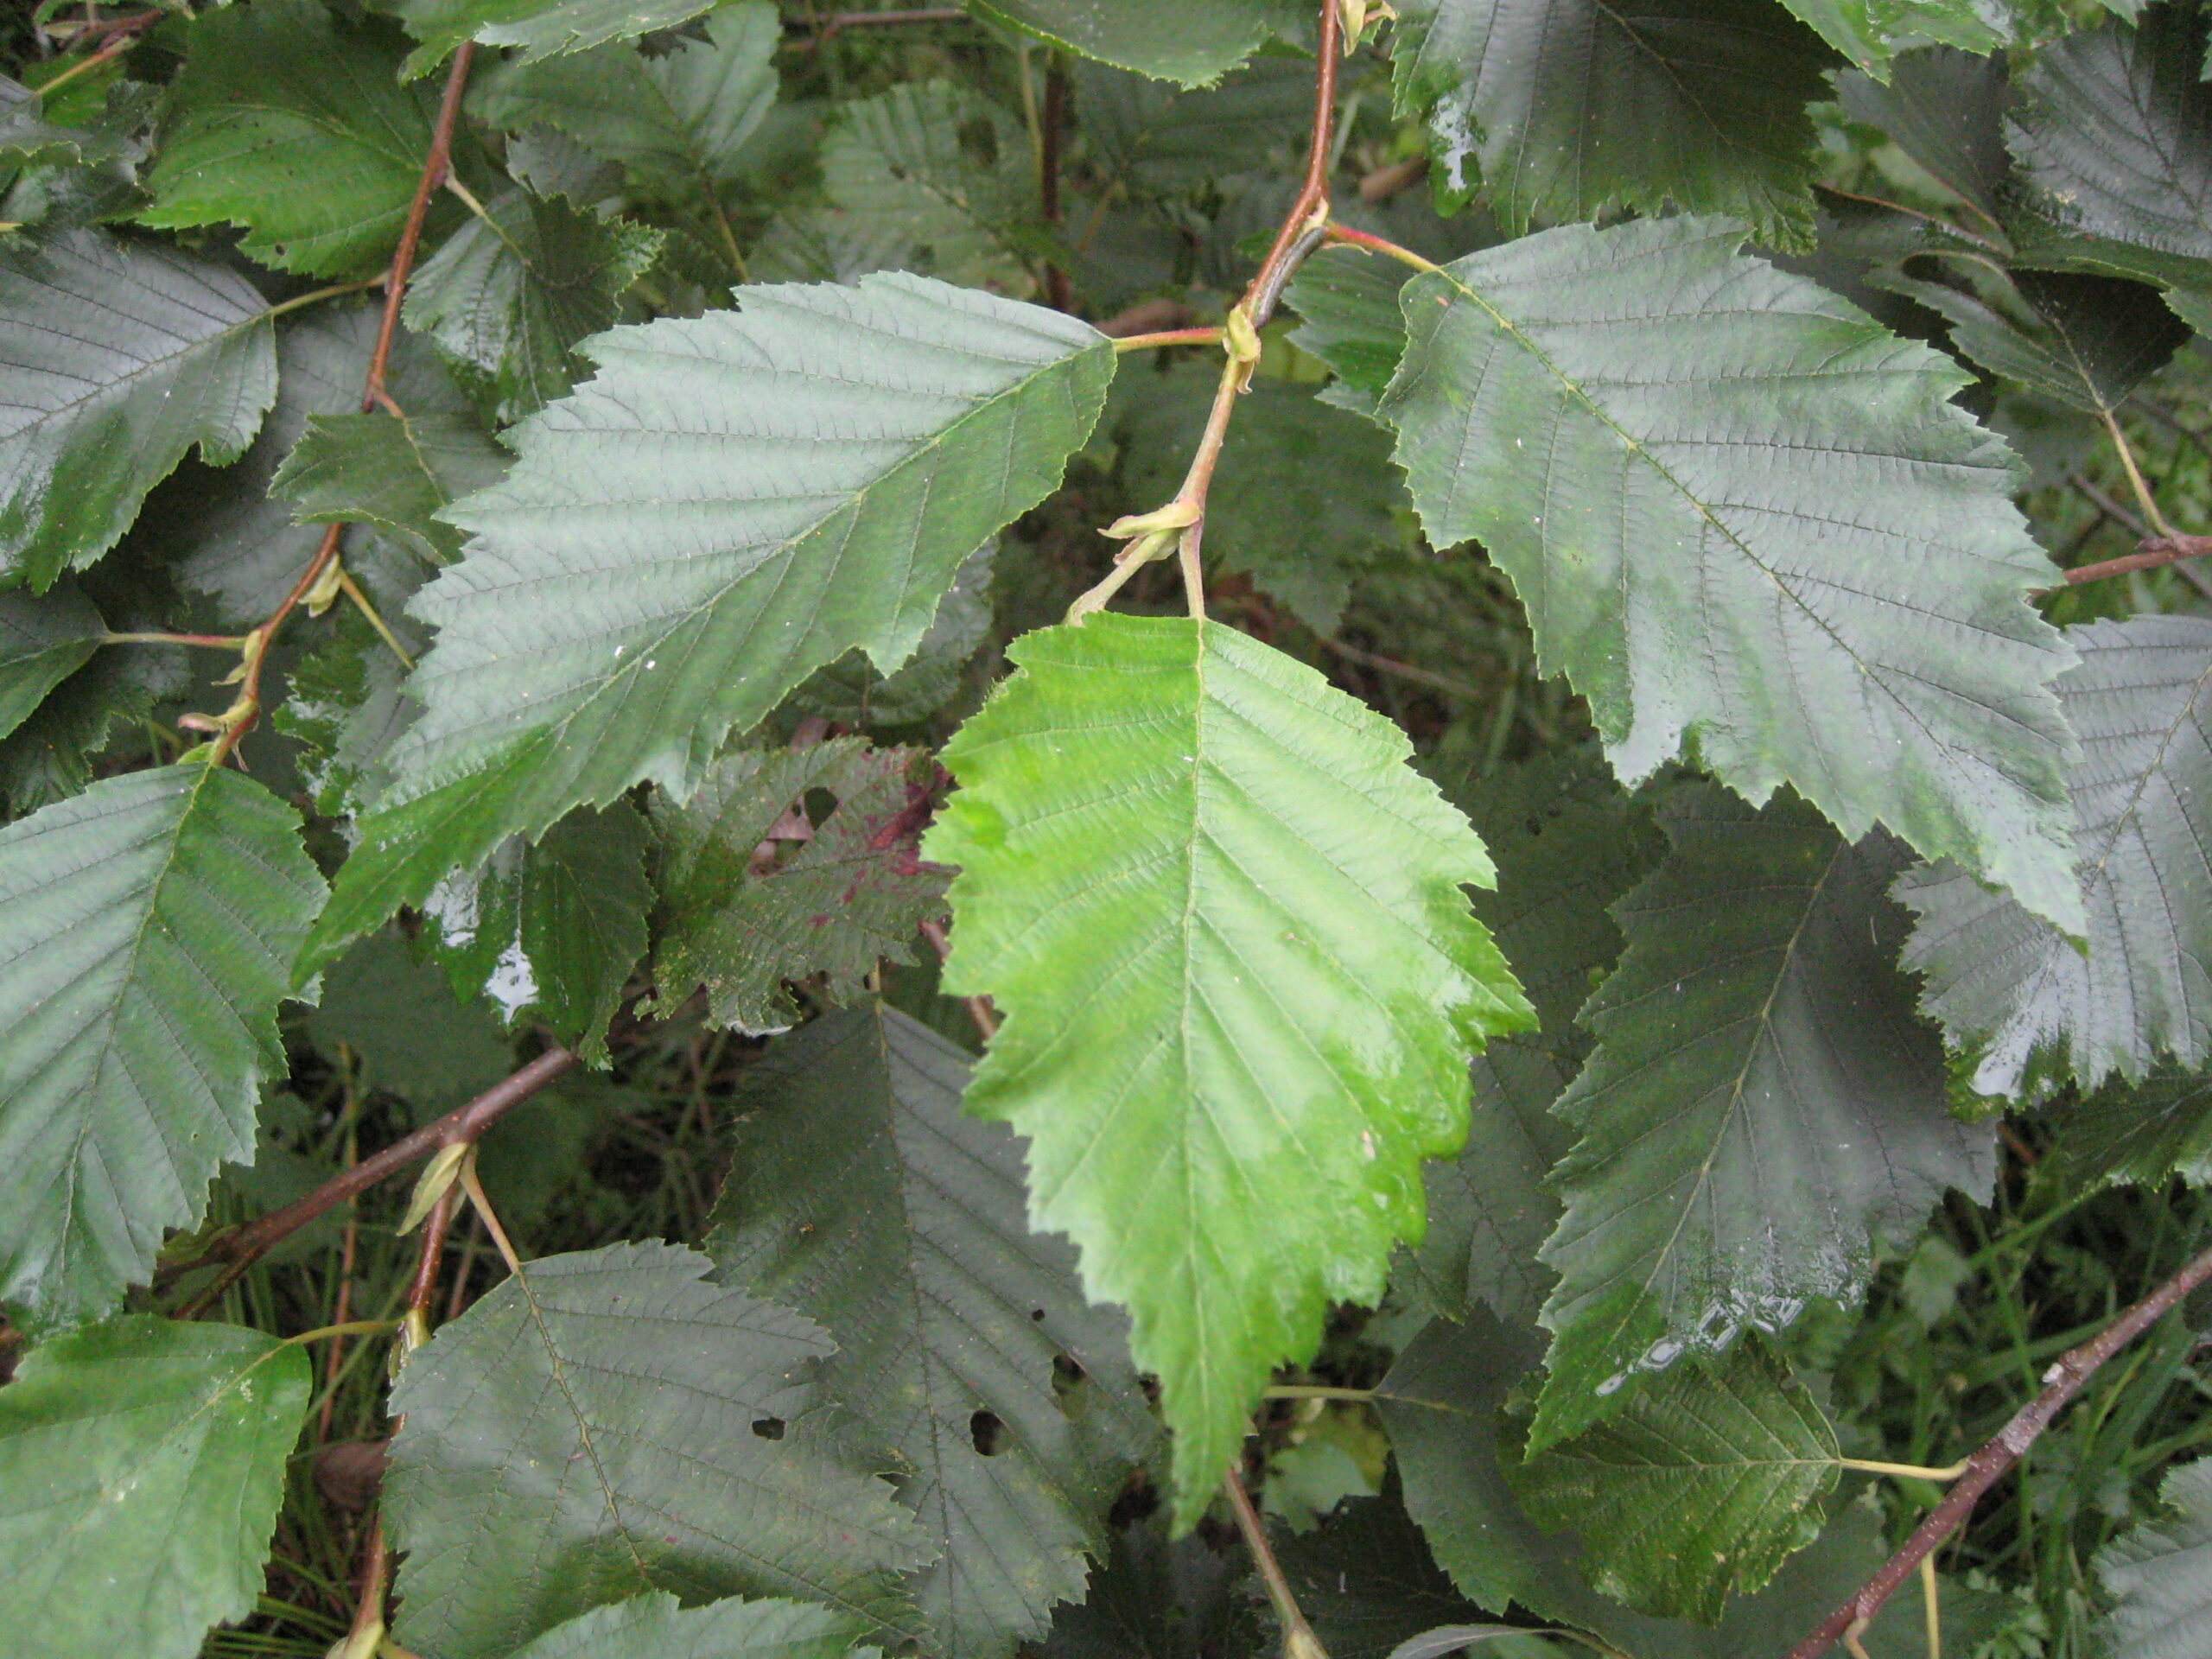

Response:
(2063, 533), (2212, 588)
(170, 1047), (577, 1318)
(209, 43), (477, 767)
(1786, 1236), (2212, 1658)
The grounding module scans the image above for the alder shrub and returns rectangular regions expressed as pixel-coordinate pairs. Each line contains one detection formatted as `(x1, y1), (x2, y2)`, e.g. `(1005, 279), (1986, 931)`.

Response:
(15, 0), (2212, 1655)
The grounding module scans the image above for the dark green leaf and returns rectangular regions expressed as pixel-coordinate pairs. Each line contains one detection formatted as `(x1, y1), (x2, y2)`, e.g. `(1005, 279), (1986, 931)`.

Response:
(402, 185), (664, 425)
(2058, 1069), (2212, 1192)
(0, 228), (274, 588)
(1381, 217), (2082, 934)
(506, 1592), (874, 1659)
(0, 582), (102, 741)
(1833, 46), (2010, 226)
(819, 83), (1033, 292)
(1772, 0), (1999, 76)
(1513, 1340), (1837, 1622)
(2006, 3), (2212, 289)
(271, 410), (510, 565)
(308, 276), (1110, 970)
(651, 740), (946, 1036)
(784, 542), (994, 728)
(968, 0), (1299, 86)
(272, 605), (420, 820)
(390, 0), (725, 79)
(925, 613), (1533, 1523)
(1533, 785), (1992, 1449)
(2095, 1455), (2212, 1658)
(0, 764), (325, 1319)
(386, 1240), (931, 1659)
(0, 632), (183, 812)
(708, 1004), (1154, 1658)
(1389, 0), (1835, 245)
(1112, 363), (1404, 631)
(1074, 57), (1313, 199)
(474, 4), (781, 200)
(1287, 246), (1410, 421)
(1274, 1474), (1489, 1659)
(0, 1318), (309, 1659)
(418, 802), (652, 1062)
(1046, 1517), (1266, 1659)
(140, 0), (435, 279)
(303, 930), (515, 1116)
(1898, 616), (2212, 1098)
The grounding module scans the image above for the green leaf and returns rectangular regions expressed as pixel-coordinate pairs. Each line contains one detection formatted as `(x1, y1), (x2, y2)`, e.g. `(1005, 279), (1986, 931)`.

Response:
(2006, 3), (2212, 290)
(304, 930), (516, 1116)
(0, 764), (326, 1320)
(1512, 1340), (1837, 1622)
(418, 802), (652, 1062)
(1287, 246), (1410, 422)
(139, 0), (435, 279)
(272, 606), (421, 820)
(1832, 46), (2011, 226)
(386, 1240), (931, 1659)
(1533, 785), (1992, 1449)
(2096, 1455), (2212, 1659)
(270, 410), (510, 565)
(820, 84), (1033, 292)
(785, 542), (995, 728)
(651, 740), (947, 1036)
(708, 1004), (1155, 1658)
(1876, 265), (2188, 415)
(0, 1318), (309, 1659)
(168, 302), (468, 623)
(0, 633), (184, 813)
(1380, 217), (2082, 934)
(924, 613), (1533, 1525)
(0, 228), (275, 588)
(1897, 616), (2212, 1099)
(390, 0), (725, 79)
(474, 3), (781, 200)
(2059, 1069), (2212, 1192)
(1389, 0), (1834, 245)
(1074, 57), (1313, 200)
(507, 1592), (875, 1659)
(1394, 753), (1652, 1328)
(1274, 1472), (1490, 1659)
(1111, 363), (1403, 632)
(967, 0), (1299, 86)
(310, 276), (1111, 968)
(1772, 0), (1999, 76)
(0, 582), (102, 742)
(403, 185), (664, 426)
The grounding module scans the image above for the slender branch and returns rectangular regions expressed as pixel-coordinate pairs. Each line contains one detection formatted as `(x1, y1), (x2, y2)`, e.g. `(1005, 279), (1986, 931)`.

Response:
(1321, 222), (1438, 274)
(1223, 1466), (1328, 1659)
(1113, 327), (1225, 353)
(1262, 1384), (1375, 1402)
(1786, 1236), (2212, 1659)
(100, 631), (248, 650)
(340, 1518), (390, 1659)
(169, 1048), (577, 1316)
(1039, 56), (1071, 311)
(2101, 409), (2178, 541)
(2061, 534), (2212, 588)
(1238, 0), (1343, 328)
(208, 43), (476, 767)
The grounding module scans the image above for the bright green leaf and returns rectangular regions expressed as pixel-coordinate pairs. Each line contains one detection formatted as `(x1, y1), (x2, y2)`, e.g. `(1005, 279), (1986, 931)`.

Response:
(474, 4), (781, 200)
(402, 185), (664, 425)
(652, 740), (946, 1035)
(1389, 0), (1834, 245)
(1381, 217), (2082, 935)
(709, 1004), (1155, 1657)
(271, 409), (510, 565)
(2096, 1456), (2212, 1659)
(0, 1318), (309, 1659)
(0, 764), (326, 1320)
(312, 276), (1111, 968)
(1898, 616), (2212, 1099)
(0, 227), (275, 588)
(1513, 1340), (1837, 1622)
(140, 0), (436, 279)
(0, 582), (102, 742)
(506, 1592), (875, 1659)
(386, 1240), (931, 1659)
(967, 0), (1300, 86)
(1533, 785), (1992, 1449)
(925, 613), (1533, 1524)
(390, 0), (725, 79)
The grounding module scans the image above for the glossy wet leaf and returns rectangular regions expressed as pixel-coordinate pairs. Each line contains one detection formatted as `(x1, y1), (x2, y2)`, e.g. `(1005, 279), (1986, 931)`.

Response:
(0, 583), (102, 742)
(1773, 0), (1999, 75)
(386, 1240), (932, 1659)
(0, 764), (325, 1320)
(709, 1005), (1154, 1658)
(968, 0), (1299, 86)
(1898, 616), (2212, 1099)
(391, 0), (725, 79)
(1389, 0), (1834, 245)
(506, 1592), (875, 1659)
(925, 613), (1532, 1524)
(1533, 785), (1992, 1449)
(652, 740), (946, 1036)
(0, 228), (275, 588)
(1382, 217), (2082, 934)
(0, 1318), (309, 1659)
(140, 0), (435, 278)
(313, 276), (1111, 968)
